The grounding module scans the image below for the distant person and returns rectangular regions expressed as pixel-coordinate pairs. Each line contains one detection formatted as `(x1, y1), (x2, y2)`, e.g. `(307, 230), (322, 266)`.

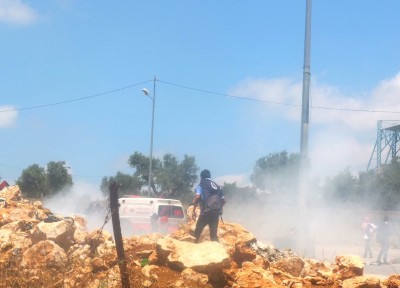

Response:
(192, 169), (225, 243)
(361, 216), (377, 258)
(376, 215), (391, 264)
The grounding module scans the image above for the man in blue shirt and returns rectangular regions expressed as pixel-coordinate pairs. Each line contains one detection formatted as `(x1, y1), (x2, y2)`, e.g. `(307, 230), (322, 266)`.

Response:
(192, 169), (225, 243)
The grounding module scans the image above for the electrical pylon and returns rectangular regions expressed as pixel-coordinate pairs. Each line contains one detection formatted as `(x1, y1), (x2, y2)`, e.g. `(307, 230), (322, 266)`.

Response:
(367, 120), (400, 172)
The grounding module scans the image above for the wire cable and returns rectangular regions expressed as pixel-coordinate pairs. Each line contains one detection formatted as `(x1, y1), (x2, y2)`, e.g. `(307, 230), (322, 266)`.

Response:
(311, 105), (400, 114)
(158, 79), (400, 114)
(1, 78), (400, 114)
(157, 79), (301, 107)
(0, 80), (152, 113)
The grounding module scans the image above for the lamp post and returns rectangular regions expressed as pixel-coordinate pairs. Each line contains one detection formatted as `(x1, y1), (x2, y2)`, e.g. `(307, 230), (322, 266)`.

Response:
(142, 76), (156, 197)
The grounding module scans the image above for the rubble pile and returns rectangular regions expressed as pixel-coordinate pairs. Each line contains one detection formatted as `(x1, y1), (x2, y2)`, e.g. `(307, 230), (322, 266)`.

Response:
(0, 185), (399, 287)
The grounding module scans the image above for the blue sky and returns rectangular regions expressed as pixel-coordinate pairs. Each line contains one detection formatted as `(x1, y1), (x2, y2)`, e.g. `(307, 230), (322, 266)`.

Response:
(1, 0), (400, 190)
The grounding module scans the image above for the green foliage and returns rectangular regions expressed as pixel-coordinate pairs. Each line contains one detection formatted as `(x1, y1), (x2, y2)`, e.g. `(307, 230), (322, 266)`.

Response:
(47, 161), (73, 193)
(250, 150), (300, 203)
(157, 154), (198, 199)
(100, 172), (142, 198)
(323, 158), (400, 210)
(377, 159), (400, 210)
(128, 151), (162, 193)
(16, 161), (73, 198)
(17, 161), (72, 199)
(17, 164), (49, 198)
(324, 168), (357, 203)
(222, 182), (257, 203)
(116, 152), (198, 201)
(356, 170), (381, 208)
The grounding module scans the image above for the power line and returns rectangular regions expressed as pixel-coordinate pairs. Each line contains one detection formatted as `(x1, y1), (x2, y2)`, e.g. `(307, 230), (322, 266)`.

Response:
(0, 80), (152, 113)
(158, 79), (400, 114)
(158, 79), (300, 107)
(1, 78), (400, 114)
(311, 105), (400, 114)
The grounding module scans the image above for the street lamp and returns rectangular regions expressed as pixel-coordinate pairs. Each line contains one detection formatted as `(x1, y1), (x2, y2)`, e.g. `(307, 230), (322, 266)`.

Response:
(142, 76), (156, 197)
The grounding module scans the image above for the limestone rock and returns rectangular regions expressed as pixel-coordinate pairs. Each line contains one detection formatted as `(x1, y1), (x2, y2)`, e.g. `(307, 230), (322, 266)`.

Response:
(141, 264), (160, 280)
(90, 256), (109, 272)
(231, 261), (278, 288)
(181, 267), (209, 285)
(0, 185), (22, 201)
(382, 274), (400, 288)
(1, 219), (37, 232)
(21, 240), (67, 269)
(0, 229), (31, 251)
(342, 275), (381, 288)
(30, 218), (76, 250)
(157, 237), (230, 273)
(334, 255), (364, 280)
(270, 256), (305, 277)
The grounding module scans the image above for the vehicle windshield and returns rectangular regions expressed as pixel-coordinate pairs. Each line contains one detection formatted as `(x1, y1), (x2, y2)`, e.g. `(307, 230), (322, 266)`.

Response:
(158, 205), (184, 219)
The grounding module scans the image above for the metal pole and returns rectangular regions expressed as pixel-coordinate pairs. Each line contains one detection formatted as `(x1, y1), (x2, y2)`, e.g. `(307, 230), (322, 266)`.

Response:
(109, 182), (130, 288)
(298, 0), (312, 253)
(300, 0), (312, 160)
(148, 76), (156, 197)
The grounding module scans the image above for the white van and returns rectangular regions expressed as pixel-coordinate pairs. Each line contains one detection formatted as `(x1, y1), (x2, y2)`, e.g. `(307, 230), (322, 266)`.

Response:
(118, 197), (186, 235)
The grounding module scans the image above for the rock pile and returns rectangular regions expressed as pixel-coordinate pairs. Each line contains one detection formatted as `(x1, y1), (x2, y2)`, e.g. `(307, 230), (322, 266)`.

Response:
(1, 185), (400, 287)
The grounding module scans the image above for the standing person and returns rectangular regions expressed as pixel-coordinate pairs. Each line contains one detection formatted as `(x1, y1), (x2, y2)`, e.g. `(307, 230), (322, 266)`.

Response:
(361, 216), (377, 258)
(192, 169), (225, 243)
(376, 215), (391, 264)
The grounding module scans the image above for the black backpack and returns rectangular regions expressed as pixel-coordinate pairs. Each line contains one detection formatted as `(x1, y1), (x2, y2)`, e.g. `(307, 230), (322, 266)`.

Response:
(200, 179), (223, 214)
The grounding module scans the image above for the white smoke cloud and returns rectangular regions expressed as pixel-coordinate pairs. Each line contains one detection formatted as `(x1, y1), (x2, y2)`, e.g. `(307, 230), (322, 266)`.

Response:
(0, 106), (18, 127)
(0, 0), (38, 25)
(229, 71), (400, 178)
(215, 174), (250, 187)
(43, 180), (104, 216)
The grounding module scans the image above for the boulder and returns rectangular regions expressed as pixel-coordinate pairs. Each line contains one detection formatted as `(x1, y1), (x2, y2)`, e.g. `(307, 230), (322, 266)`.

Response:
(8, 207), (35, 222)
(270, 256), (305, 277)
(141, 264), (160, 280)
(230, 261), (278, 288)
(342, 275), (381, 288)
(0, 229), (32, 251)
(1, 219), (37, 232)
(334, 255), (364, 280)
(30, 218), (76, 250)
(301, 259), (336, 286)
(171, 220), (256, 265)
(181, 268), (210, 286)
(383, 274), (400, 288)
(0, 185), (22, 202)
(21, 240), (67, 269)
(90, 256), (109, 272)
(156, 237), (230, 274)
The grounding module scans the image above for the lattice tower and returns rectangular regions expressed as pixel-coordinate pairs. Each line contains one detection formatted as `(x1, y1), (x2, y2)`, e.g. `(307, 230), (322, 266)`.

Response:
(367, 120), (400, 172)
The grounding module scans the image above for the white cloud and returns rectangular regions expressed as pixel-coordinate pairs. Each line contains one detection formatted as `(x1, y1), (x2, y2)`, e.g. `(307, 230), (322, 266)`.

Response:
(230, 71), (400, 178)
(0, 0), (38, 25)
(0, 106), (18, 127)
(230, 77), (302, 106)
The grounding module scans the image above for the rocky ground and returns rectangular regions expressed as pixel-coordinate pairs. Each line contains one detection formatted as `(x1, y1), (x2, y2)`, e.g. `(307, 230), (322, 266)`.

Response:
(1, 185), (400, 288)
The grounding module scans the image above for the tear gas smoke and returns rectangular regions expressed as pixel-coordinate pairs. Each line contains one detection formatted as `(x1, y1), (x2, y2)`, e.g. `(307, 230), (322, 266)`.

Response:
(43, 181), (113, 234)
(222, 184), (393, 262)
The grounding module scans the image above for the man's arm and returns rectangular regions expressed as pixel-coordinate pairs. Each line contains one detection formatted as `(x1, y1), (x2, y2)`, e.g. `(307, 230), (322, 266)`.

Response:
(192, 186), (202, 220)
(191, 194), (201, 220)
